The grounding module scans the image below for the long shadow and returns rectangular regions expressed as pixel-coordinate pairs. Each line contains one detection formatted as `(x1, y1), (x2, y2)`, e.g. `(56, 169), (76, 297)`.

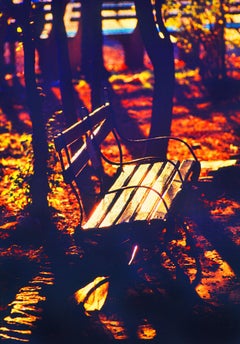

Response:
(9, 204), (234, 343)
(187, 172), (240, 278)
(51, 217), (229, 342)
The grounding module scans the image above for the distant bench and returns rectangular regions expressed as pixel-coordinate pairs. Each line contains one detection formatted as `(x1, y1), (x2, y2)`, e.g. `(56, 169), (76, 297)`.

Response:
(39, 1), (137, 38)
(39, 0), (143, 69)
(54, 102), (201, 235)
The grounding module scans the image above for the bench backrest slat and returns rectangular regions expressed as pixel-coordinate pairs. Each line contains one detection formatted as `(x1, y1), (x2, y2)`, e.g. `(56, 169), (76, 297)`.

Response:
(54, 103), (112, 184)
(55, 104), (110, 150)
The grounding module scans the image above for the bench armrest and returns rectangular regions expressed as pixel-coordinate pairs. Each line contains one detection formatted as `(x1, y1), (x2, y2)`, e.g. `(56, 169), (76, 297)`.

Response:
(121, 135), (199, 162)
(99, 134), (200, 173)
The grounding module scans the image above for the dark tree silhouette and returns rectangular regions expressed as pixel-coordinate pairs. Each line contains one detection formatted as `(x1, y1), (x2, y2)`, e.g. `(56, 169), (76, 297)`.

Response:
(13, 0), (50, 226)
(51, 0), (78, 126)
(0, 7), (7, 87)
(135, 0), (175, 158)
(80, 0), (106, 109)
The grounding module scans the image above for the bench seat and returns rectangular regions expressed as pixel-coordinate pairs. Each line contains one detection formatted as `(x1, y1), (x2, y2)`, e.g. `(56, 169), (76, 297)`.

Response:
(83, 160), (197, 230)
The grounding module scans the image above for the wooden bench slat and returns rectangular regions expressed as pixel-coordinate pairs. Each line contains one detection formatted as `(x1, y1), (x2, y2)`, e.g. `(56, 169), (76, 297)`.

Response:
(84, 164), (151, 229)
(83, 160), (190, 229)
(114, 161), (166, 224)
(82, 164), (137, 229)
(117, 161), (177, 224)
(57, 104), (109, 149)
(150, 160), (196, 221)
(99, 163), (153, 228)
(61, 118), (112, 183)
(133, 161), (182, 222)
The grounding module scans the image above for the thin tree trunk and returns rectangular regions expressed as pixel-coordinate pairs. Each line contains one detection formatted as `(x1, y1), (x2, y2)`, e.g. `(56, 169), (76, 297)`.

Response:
(135, 0), (175, 158)
(219, 0), (227, 79)
(0, 14), (7, 85)
(51, 0), (77, 125)
(81, 0), (106, 109)
(20, 0), (50, 225)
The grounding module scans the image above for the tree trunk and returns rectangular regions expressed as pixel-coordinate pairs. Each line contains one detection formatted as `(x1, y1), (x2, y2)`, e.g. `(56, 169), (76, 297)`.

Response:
(81, 0), (106, 109)
(20, 0), (50, 225)
(0, 12), (7, 86)
(218, 0), (227, 80)
(134, 0), (175, 158)
(51, 0), (77, 125)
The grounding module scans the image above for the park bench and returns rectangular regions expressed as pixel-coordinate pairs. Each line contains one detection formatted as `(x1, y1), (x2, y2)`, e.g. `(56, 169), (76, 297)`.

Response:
(54, 102), (201, 235)
(40, 1), (137, 37)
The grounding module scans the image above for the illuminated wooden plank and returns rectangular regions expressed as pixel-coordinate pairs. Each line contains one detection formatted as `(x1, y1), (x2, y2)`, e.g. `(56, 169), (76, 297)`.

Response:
(150, 160), (196, 220)
(115, 161), (174, 224)
(82, 164), (137, 229)
(94, 164), (151, 228)
(84, 160), (196, 229)
(132, 161), (178, 222)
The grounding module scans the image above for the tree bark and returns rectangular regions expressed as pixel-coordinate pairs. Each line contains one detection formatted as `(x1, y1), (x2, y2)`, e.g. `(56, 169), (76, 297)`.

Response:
(81, 0), (106, 109)
(134, 0), (175, 158)
(51, 0), (78, 125)
(20, 0), (50, 225)
(0, 11), (7, 86)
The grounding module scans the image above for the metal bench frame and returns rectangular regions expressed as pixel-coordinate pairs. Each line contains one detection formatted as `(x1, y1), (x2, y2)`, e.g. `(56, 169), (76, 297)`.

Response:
(54, 102), (201, 232)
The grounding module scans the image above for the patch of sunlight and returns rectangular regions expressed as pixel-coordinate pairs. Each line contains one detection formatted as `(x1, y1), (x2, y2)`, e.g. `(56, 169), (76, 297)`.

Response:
(0, 332), (29, 342)
(170, 235), (186, 248)
(137, 322), (157, 339)
(195, 249), (235, 303)
(195, 283), (212, 300)
(4, 286), (45, 327)
(0, 222), (18, 230)
(0, 328), (31, 335)
(74, 276), (109, 315)
(161, 251), (176, 277)
(175, 68), (199, 80)
(98, 314), (128, 340)
(173, 105), (190, 115)
(5, 313), (40, 327)
(200, 159), (237, 172)
(109, 70), (154, 89)
(196, 102), (211, 110)
(31, 271), (54, 286)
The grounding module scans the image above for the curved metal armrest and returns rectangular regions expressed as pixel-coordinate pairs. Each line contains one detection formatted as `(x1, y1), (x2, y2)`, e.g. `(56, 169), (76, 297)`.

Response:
(120, 135), (199, 162)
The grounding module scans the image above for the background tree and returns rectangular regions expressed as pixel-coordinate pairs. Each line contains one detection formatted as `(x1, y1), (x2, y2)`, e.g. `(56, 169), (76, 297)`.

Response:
(11, 0), (50, 227)
(51, 0), (78, 126)
(80, 0), (106, 109)
(0, 5), (7, 87)
(135, 0), (175, 158)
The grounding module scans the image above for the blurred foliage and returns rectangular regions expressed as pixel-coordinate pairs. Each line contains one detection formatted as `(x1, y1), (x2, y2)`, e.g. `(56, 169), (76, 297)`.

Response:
(163, 0), (240, 87)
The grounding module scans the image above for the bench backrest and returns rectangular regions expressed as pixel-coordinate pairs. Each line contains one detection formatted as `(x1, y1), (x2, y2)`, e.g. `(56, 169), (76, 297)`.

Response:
(54, 103), (113, 186)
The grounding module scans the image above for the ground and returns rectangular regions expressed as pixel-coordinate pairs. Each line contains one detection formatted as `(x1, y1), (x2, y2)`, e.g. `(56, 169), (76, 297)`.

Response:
(0, 36), (240, 343)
